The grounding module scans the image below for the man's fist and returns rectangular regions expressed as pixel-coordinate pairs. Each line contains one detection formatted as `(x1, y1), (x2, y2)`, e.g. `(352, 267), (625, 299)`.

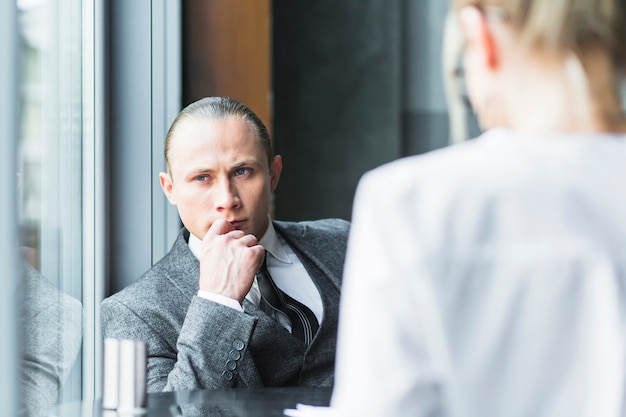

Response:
(198, 219), (265, 303)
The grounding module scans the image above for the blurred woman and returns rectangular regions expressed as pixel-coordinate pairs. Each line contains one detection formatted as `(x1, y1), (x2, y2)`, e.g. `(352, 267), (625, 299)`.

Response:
(329, 1), (626, 416)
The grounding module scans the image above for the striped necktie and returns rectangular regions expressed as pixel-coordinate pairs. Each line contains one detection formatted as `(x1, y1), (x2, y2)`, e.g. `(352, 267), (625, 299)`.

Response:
(255, 253), (319, 345)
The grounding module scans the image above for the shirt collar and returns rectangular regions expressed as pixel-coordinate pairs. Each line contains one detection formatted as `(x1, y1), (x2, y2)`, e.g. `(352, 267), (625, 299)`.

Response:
(187, 220), (291, 264)
(259, 221), (291, 264)
(187, 232), (202, 260)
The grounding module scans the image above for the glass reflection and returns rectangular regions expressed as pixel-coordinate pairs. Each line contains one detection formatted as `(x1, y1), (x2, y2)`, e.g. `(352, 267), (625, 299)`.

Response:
(19, 261), (82, 417)
(17, 0), (84, 415)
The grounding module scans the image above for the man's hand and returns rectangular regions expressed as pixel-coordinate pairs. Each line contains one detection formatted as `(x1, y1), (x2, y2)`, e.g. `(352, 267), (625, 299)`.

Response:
(198, 219), (265, 304)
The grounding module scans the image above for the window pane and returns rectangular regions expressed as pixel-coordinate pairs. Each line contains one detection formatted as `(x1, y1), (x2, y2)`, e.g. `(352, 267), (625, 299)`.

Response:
(18, 0), (85, 415)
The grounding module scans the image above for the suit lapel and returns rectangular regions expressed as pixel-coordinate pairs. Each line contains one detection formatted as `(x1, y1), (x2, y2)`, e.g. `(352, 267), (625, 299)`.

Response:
(163, 229), (200, 300)
(273, 221), (341, 293)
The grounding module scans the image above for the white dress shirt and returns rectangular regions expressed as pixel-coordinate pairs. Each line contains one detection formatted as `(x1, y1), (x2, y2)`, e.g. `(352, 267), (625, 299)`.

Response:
(329, 129), (626, 417)
(190, 220), (323, 332)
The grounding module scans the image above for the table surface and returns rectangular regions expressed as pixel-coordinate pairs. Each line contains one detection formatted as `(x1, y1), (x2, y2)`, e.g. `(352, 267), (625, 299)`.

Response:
(51, 387), (332, 417)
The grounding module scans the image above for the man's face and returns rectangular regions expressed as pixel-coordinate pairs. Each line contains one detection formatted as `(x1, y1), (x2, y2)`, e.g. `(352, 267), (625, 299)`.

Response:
(160, 116), (281, 240)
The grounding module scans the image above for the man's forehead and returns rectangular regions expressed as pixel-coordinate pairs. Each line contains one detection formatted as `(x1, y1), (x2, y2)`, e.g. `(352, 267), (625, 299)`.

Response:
(171, 116), (258, 146)
(168, 118), (267, 171)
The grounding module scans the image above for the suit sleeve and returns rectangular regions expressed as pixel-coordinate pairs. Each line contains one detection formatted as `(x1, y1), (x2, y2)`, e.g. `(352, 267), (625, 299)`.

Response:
(101, 294), (263, 392)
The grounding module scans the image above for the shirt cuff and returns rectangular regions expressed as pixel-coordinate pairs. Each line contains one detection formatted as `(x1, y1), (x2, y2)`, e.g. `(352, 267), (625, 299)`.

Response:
(197, 290), (244, 312)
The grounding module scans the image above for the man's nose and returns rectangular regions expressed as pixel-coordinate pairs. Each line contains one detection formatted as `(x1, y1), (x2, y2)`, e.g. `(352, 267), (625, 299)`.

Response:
(214, 178), (240, 211)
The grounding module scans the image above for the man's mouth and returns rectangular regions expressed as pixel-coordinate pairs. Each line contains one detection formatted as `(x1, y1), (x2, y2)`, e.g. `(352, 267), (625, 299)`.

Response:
(228, 220), (246, 229)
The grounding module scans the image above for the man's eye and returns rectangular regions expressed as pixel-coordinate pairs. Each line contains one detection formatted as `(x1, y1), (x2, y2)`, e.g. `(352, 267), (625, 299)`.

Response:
(234, 168), (250, 176)
(195, 175), (209, 182)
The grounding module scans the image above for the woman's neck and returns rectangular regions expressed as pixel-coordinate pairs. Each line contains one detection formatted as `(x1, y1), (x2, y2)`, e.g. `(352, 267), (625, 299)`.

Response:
(503, 49), (626, 134)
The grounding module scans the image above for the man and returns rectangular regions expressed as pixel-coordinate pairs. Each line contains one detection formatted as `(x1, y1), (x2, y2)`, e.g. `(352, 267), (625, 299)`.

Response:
(101, 97), (350, 392)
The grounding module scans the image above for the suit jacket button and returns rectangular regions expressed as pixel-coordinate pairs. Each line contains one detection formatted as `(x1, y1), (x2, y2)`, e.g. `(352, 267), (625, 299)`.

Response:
(225, 360), (237, 371)
(221, 370), (234, 381)
(228, 349), (242, 361)
(232, 339), (245, 351)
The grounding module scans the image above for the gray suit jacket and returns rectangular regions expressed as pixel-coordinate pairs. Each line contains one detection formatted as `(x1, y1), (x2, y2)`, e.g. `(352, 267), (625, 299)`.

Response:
(101, 218), (350, 392)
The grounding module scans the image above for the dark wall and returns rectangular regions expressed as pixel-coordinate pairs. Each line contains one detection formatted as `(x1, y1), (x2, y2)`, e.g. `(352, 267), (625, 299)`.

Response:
(272, 0), (403, 222)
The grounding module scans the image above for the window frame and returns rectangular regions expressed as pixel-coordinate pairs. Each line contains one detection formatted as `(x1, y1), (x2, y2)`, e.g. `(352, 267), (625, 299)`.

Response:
(1, 0), (20, 415)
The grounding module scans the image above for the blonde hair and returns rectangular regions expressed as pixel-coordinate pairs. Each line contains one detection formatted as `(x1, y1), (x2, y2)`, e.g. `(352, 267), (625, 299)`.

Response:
(451, 0), (626, 67)
(444, 0), (626, 141)
(442, 12), (468, 143)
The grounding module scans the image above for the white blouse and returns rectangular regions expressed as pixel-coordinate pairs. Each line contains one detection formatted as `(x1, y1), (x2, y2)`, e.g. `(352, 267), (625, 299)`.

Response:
(330, 129), (626, 417)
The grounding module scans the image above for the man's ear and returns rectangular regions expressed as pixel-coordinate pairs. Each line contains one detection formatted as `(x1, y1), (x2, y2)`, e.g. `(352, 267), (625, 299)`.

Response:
(159, 172), (177, 205)
(269, 155), (282, 192)
(458, 6), (498, 70)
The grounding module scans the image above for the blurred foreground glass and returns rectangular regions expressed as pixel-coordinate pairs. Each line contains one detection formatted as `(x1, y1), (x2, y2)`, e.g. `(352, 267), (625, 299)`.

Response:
(17, 0), (85, 415)
(102, 338), (147, 413)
